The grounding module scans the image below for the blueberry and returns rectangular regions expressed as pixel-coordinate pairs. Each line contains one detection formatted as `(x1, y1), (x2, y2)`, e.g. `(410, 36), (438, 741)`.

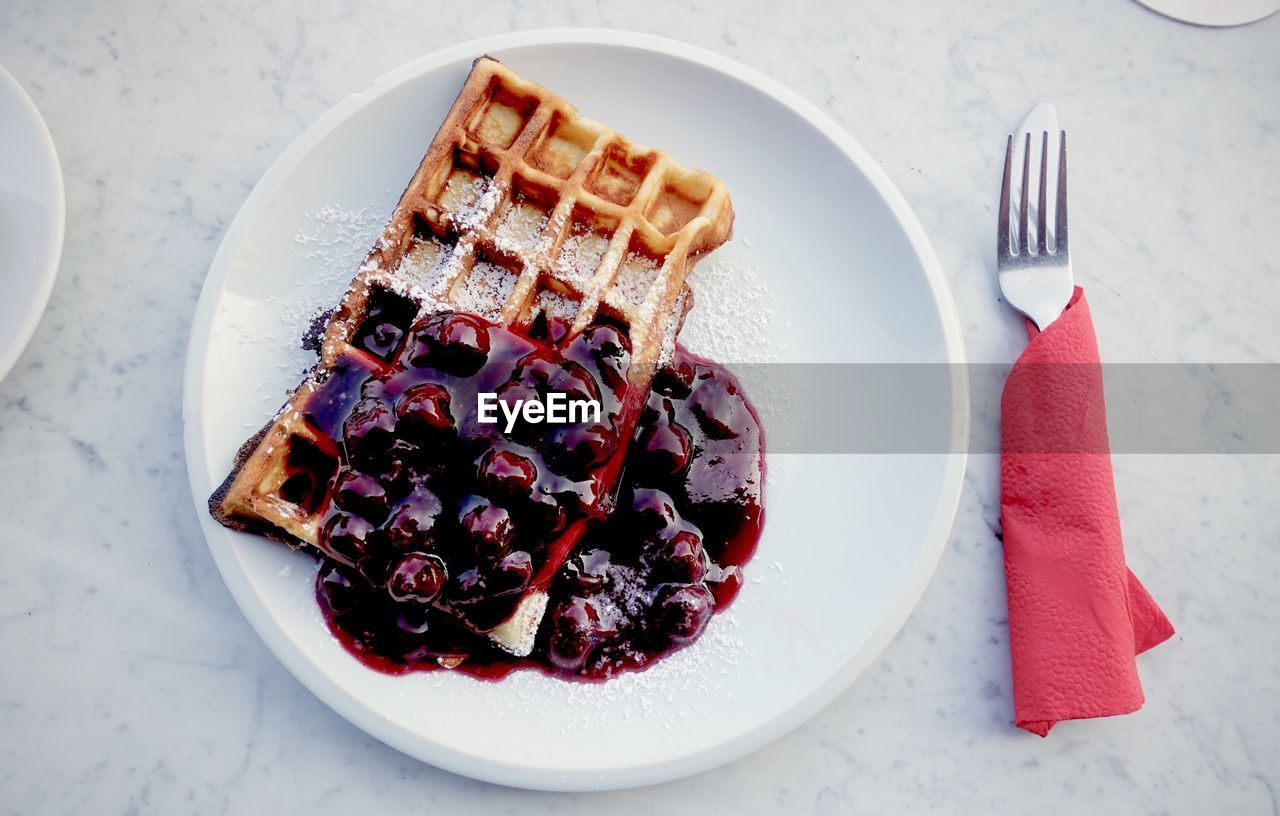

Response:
(402, 311), (491, 375)
(316, 560), (362, 616)
(395, 383), (454, 437)
(384, 489), (444, 551)
(386, 553), (448, 604)
(434, 313), (491, 372)
(636, 417), (692, 477)
(319, 511), (377, 568)
(333, 468), (391, 524)
(629, 487), (680, 536)
(548, 596), (612, 672)
(458, 495), (515, 560)
(343, 395), (396, 466)
(656, 584), (715, 646)
(477, 447), (538, 496)
(646, 529), (706, 584)
(513, 350), (561, 392)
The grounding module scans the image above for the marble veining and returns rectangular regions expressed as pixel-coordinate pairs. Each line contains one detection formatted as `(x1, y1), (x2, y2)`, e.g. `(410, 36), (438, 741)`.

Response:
(1, 0), (1277, 812)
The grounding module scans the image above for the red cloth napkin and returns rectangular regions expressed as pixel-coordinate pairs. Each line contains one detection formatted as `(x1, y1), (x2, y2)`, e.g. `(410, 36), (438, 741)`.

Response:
(1000, 286), (1174, 736)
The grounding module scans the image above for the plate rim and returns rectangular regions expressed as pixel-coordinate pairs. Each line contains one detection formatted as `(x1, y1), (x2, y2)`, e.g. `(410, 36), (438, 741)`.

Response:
(182, 28), (970, 791)
(0, 64), (66, 385)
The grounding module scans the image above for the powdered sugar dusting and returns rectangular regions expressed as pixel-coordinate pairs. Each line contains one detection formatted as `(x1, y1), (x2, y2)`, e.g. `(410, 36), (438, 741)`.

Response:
(494, 199), (550, 255)
(554, 228), (609, 283)
(589, 565), (650, 631)
(451, 176), (503, 234)
(657, 289), (688, 368)
(438, 169), (484, 213)
(280, 203), (388, 355)
(535, 287), (579, 320)
(614, 251), (661, 308)
(680, 245), (785, 363)
(379, 235), (451, 309)
(453, 260), (517, 321)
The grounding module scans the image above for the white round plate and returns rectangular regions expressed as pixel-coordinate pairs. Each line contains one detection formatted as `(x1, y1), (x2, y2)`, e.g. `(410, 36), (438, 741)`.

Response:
(1133, 0), (1280, 26)
(183, 30), (967, 791)
(0, 65), (65, 385)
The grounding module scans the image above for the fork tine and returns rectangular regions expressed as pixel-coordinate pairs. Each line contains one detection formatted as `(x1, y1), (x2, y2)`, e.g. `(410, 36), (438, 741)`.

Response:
(1018, 132), (1031, 255)
(1055, 130), (1068, 255)
(1036, 131), (1049, 255)
(998, 134), (1012, 259)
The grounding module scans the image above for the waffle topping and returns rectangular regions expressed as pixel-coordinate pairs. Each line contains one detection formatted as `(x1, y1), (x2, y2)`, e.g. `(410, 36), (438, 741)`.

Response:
(316, 345), (764, 680)
(302, 309), (632, 636)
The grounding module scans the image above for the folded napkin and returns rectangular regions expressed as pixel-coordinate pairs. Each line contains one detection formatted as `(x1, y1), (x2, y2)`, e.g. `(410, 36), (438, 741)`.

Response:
(1000, 286), (1174, 736)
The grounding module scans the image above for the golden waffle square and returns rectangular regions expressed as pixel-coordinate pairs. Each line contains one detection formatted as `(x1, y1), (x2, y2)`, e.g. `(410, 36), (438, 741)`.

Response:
(210, 56), (734, 655)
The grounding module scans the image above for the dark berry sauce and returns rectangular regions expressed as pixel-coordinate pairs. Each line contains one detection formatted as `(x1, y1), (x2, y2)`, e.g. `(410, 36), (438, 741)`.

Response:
(305, 302), (764, 682)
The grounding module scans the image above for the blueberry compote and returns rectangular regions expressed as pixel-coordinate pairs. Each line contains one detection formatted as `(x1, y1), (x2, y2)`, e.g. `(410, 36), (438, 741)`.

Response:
(311, 307), (765, 682)
(538, 352), (764, 678)
(308, 307), (632, 639)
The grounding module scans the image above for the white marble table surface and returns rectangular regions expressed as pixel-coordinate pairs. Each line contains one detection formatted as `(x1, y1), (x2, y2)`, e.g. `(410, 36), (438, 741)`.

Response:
(2, 0), (1277, 812)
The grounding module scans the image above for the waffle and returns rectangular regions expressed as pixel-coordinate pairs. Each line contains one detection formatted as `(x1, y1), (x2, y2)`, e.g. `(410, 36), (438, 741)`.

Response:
(210, 56), (734, 655)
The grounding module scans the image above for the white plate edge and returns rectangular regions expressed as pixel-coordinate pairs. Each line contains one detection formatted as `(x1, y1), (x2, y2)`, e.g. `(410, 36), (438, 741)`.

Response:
(0, 64), (66, 384)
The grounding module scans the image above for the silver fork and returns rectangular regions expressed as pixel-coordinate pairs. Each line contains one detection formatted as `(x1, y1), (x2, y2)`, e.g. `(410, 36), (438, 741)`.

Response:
(998, 110), (1073, 331)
